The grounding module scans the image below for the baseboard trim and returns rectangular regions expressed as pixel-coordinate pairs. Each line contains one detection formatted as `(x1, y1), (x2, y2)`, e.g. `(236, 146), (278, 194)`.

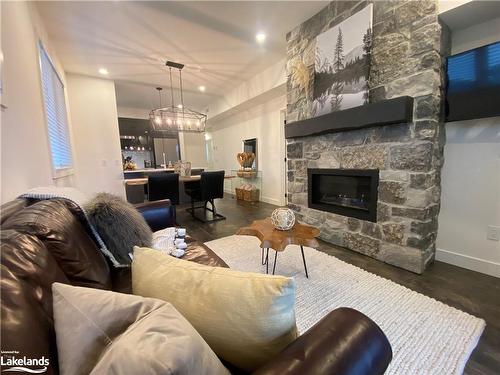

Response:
(260, 196), (282, 206)
(224, 189), (282, 206)
(436, 248), (500, 278)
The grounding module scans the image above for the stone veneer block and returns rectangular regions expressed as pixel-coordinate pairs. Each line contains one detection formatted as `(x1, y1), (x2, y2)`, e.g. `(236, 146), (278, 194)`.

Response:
(340, 145), (388, 169)
(344, 233), (380, 257)
(378, 181), (407, 205)
(390, 143), (433, 172)
(382, 223), (406, 245)
(379, 243), (424, 274)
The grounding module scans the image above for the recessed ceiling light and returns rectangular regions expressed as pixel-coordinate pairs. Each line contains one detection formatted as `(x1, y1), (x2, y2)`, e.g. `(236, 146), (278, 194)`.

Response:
(198, 85), (206, 92)
(255, 32), (266, 43)
(98, 68), (109, 75)
(177, 104), (183, 109)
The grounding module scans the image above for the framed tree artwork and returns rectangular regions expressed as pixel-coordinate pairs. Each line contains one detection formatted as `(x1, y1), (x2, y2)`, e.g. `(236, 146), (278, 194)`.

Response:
(312, 4), (373, 116)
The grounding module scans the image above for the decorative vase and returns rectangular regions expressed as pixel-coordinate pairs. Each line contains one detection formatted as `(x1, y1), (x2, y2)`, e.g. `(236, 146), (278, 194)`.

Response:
(174, 161), (191, 177)
(236, 152), (255, 169)
(271, 208), (296, 231)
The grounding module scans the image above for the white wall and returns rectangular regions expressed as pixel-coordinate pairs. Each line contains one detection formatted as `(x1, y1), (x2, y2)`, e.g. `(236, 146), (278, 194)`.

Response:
(1, 1), (75, 203)
(438, 0), (473, 14)
(436, 16), (500, 278)
(66, 74), (125, 198)
(116, 106), (150, 119)
(450, 16), (500, 54)
(210, 95), (286, 206)
(209, 59), (286, 121)
(180, 132), (209, 168)
(206, 58), (287, 206)
(437, 119), (500, 277)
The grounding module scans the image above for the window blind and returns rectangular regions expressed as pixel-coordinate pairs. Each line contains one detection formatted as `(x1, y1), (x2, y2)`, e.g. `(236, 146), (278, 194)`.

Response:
(448, 50), (476, 87)
(39, 43), (73, 171)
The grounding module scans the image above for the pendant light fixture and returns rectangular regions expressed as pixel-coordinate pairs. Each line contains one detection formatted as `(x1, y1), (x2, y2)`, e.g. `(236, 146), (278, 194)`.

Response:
(149, 61), (207, 133)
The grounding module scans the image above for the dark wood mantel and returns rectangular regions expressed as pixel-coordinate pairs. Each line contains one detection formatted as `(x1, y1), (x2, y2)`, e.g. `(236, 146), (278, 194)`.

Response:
(285, 96), (414, 139)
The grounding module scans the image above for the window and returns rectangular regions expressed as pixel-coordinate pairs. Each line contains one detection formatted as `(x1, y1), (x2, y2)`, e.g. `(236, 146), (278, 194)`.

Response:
(487, 42), (500, 84)
(447, 50), (476, 88)
(38, 42), (73, 176)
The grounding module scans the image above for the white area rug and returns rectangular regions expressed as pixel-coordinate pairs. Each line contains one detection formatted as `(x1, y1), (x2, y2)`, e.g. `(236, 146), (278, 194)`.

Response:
(205, 235), (485, 375)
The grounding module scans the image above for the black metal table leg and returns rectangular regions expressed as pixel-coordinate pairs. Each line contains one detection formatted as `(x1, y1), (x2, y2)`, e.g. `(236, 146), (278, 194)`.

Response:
(272, 251), (278, 275)
(300, 245), (309, 278)
(265, 248), (269, 274)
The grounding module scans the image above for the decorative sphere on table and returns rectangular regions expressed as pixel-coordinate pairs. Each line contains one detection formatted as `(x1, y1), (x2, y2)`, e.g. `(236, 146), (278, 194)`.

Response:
(271, 208), (296, 231)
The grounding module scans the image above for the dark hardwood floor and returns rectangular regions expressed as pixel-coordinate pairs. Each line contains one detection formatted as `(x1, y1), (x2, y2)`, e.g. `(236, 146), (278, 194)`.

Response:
(177, 197), (500, 375)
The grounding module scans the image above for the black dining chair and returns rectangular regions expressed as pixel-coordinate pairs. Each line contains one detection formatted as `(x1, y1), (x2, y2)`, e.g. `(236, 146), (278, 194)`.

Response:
(191, 168), (204, 176)
(185, 171), (225, 223)
(148, 173), (180, 205)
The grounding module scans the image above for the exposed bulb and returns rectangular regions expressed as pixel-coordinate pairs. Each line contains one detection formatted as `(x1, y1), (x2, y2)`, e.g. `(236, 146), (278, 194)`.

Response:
(255, 32), (266, 43)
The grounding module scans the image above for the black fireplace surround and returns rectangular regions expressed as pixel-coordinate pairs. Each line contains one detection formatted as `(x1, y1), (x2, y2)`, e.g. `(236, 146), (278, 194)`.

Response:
(308, 169), (379, 222)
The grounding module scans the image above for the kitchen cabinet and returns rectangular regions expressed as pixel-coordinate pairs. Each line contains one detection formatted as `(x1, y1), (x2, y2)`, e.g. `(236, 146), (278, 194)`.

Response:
(153, 138), (180, 167)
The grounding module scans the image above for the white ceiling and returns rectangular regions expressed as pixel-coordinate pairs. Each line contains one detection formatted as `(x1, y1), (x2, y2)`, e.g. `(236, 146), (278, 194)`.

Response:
(36, 1), (328, 112)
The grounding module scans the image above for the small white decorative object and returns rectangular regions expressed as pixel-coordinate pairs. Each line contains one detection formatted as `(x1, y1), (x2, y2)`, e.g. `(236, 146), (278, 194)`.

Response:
(152, 227), (177, 254)
(171, 248), (185, 258)
(152, 227), (188, 258)
(271, 208), (296, 231)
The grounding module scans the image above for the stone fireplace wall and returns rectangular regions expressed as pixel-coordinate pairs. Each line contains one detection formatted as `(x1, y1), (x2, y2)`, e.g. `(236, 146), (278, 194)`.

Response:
(286, 0), (449, 273)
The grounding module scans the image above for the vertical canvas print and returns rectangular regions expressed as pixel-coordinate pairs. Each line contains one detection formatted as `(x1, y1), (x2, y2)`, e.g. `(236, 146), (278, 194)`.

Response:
(312, 4), (373, 116)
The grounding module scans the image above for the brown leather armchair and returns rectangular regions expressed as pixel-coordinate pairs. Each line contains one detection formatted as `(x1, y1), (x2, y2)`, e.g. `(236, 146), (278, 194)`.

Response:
(0, 198), (392, 374)
(253, 308), (392, 375)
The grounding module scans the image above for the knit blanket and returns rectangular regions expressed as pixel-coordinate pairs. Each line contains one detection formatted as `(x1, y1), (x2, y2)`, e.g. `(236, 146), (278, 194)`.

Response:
(19, 187), (123, 267)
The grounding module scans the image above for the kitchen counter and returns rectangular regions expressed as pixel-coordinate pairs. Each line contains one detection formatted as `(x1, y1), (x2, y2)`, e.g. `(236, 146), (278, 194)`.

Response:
(123, 167), (204, 173)
(124, 175), (235, 185)
(123, 168), (233, 204)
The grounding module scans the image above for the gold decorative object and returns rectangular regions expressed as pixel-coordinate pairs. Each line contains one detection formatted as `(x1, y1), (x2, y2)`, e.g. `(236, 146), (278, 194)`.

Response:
(237, 152), (255, 169)
(291, 60), (310, 94)
(123, 160), (137, 171)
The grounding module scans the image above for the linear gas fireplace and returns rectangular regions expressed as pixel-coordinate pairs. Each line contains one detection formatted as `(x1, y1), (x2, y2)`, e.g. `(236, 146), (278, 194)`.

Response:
(308, 169), (379, 222)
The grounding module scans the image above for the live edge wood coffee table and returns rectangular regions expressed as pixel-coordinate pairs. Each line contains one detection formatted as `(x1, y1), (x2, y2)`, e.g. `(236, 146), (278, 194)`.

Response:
(237, 217), (320, 278)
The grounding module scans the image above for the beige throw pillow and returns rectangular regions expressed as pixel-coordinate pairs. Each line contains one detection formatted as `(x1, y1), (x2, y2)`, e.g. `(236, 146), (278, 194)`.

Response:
(132, 247), (298, 372)
(52, 283), (229, 375)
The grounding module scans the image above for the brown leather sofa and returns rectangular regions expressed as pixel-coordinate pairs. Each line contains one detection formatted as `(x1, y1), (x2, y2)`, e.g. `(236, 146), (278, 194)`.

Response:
(0, 197), (392, 374)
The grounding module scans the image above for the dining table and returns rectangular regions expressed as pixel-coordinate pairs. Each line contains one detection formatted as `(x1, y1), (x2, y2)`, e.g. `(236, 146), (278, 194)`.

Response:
(123, 174), (236, 204)
(123, 175), (235, 186)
